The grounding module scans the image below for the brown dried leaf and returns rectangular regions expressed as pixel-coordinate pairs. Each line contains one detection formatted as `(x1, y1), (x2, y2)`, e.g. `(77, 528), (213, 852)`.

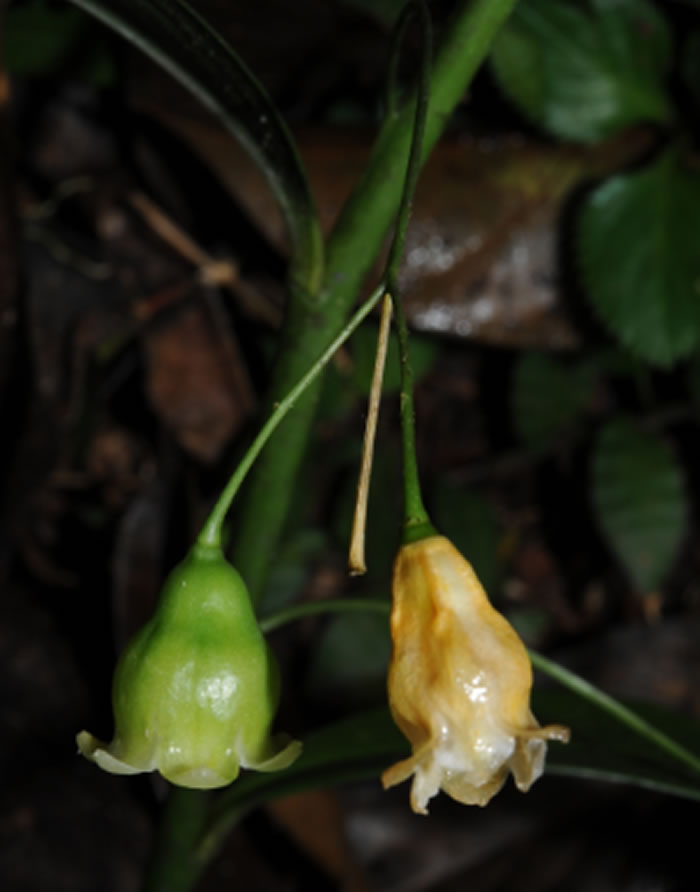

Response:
(144, 302), (251, 462)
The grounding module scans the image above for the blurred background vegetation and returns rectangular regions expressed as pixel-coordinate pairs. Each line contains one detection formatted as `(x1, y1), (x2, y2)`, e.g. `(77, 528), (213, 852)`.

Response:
(2, 1), (700, 890)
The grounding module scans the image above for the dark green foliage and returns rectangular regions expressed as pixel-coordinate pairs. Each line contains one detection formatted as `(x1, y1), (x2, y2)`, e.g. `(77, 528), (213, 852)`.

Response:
(305, 612), (391, 704)
(512, 352), (595, 452)
(211, 689), (700, 826)
(578, 151), (700, 367)
(490, 0), (672, 143)
(433, 484), (503, 595)
(5, 1), (86, 75)
(592, 419), (686, 593)
(5, 0), (116, 83)
(350, 325), (437, 396)
(535, 688), (700, 802)
(682, 31), (700, 110)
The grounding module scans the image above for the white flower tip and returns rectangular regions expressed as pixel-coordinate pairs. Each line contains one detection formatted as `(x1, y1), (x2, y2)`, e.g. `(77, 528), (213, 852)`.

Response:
(76, 730), (147, 776)
(248, 736), (303, 773)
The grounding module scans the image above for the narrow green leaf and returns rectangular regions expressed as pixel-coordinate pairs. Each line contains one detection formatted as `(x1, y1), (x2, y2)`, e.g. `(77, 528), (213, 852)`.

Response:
(512, 352), (594, 452)
(67, 0), (323, 299)
(592, 419), (686, 593)
(535, 688), (700, 802)
(578, 150), (700, 366)
(199, 708), (404, 860)
(490, 0), (673, 143)
(203, 687), (700, 858)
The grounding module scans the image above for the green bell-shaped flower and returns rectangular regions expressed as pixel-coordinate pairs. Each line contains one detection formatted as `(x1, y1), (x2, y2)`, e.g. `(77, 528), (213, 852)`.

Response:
(77, 544), (301, 788)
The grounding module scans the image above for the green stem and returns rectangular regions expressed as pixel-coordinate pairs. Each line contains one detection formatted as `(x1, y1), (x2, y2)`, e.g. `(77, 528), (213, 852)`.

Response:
(143, 2), (519, 888)
(260, 597), (390, 634)
(530, 651), (700, 779)
(141, 790), (210, 892)
(383, 1), (434, 543)
(197, 284), (386, 548)
(232, 0), (518, 601)
(384, 1), (431, 291)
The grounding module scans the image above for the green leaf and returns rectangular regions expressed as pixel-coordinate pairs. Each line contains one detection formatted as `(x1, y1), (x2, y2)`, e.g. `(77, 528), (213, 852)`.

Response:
(433, 484), (503, 595)
(5, 1), (85, 75)
(682, 31), (700, 110)
(687, 354), (700, 410)
(203, 686), (700, 858)
(512, 352), (594, 452)
(257, 528), (327, 616)
(534, 688), (700, 802)
(67, 0), (322, 298)
(305, 611), (391, 704)
(350, 325), (437, 397)
(200, 707), (405, 859)
(490, 0), (673, 143)
(578, 151), (700, 366)
(592, 419), (686, 593)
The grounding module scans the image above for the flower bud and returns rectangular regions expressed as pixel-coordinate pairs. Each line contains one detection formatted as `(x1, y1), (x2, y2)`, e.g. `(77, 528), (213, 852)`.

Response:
(77, 544), (301, 788)
(382, 535), (569, 813)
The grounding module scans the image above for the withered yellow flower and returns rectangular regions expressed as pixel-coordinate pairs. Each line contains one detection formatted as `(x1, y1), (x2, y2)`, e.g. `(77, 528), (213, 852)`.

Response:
(382, 535), (569, 814)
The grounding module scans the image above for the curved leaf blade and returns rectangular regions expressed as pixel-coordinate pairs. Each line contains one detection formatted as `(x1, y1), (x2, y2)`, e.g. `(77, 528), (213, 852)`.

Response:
(490, 0), (672, 143)
(592, 419), (686, 593)
(68, 0), (323, 297)
(578, 151), (700, 366)
(535, 688), (700, 803)
(203, 684), (700, 860)
(512, 352), (594, 452)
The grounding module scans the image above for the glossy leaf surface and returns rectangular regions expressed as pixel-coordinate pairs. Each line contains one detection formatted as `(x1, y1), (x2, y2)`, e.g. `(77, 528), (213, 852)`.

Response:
(592, 419), (686, 593)
(578, 151), (700, 366)
(491, 0), (672, 143)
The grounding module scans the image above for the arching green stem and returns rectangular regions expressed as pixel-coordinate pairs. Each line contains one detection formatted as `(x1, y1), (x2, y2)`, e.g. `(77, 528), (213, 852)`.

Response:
(383, 1), (436, 543)
(196, 284), (386, 549)
(529, 651), (700, 778)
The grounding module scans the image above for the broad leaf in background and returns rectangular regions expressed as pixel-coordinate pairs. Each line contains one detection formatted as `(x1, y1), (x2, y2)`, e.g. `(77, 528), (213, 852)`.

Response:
(433, 483), (503, 595)
(490, 0), (672, 143)
(257, 528), (327, 616)
(592, 419), (686, 594)
(350, 325), (437, 397)
(682, 31), (700, 111)
(305, 611), (391, 705)
(5, 0), (85, 75)
(512, 352), (594, 452)
(578, 150), (700, 366)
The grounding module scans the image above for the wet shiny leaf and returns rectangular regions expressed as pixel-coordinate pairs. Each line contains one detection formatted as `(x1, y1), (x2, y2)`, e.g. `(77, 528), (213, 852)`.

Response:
(592, 419), (686, 594)
(491, 0), (672, 143)
(578, 151), (700, 366)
